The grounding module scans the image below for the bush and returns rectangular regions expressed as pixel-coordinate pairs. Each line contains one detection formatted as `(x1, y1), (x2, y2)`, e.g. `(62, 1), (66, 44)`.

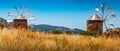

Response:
(80, 30), (97, 36)
(64, 30), (73, 34)
(51, 30), (63, 34)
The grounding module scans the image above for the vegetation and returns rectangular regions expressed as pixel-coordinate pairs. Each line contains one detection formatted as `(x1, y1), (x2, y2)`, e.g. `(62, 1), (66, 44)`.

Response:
(80, 30), (97, 36)
(51, 29), (63, 34)
(64, 30), (73, 34)
(0, 28), (120, 51)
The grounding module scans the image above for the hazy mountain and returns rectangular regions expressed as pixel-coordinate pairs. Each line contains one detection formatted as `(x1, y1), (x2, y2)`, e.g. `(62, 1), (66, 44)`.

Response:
(28, 24), (81, 34)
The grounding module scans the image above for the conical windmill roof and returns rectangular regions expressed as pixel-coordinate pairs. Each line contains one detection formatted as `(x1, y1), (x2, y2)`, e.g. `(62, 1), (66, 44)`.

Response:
(88, 14), (102, 20)
(15, 14), (26, 19)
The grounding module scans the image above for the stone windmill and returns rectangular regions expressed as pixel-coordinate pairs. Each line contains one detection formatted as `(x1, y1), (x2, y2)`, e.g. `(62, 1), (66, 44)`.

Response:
(87, 14), (103, 35)
(87, 3), (116, 35)
(8, 6), (36, 29)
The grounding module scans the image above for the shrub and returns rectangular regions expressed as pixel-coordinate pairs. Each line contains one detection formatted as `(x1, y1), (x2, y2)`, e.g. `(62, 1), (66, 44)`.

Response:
(80, 30), (97, 36)
(51, 29), (63, 34)
(64, 30), (73, 34)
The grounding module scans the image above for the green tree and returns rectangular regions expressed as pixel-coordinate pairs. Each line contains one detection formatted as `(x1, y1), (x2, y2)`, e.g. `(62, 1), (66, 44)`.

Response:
(64, 30), (73, 34)
(51, 29), (63, 34)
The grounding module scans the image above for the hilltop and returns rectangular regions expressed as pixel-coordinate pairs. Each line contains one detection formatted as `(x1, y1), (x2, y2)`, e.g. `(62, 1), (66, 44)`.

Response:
(28, 24), (81, 34)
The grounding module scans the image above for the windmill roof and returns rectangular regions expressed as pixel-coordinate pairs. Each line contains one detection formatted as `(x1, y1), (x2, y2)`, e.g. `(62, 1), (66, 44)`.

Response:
(15, 14), (26, 19)
(88, 14), (102, 20)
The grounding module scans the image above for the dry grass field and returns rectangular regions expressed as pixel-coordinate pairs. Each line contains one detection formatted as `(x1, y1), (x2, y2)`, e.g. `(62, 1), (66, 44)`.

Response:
(0, 28), (120, 51)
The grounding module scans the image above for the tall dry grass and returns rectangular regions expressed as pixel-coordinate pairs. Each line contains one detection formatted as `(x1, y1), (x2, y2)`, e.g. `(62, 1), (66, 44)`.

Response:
(0, 28), (120, 51)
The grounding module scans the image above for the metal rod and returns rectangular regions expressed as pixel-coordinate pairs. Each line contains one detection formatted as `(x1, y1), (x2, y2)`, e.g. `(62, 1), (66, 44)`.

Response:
(104, 22), (108, 30)
(101, 3), (104, 20)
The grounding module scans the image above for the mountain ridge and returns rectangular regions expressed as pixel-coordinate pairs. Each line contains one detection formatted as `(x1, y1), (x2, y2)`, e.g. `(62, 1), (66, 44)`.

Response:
(28, 24), (81, 34)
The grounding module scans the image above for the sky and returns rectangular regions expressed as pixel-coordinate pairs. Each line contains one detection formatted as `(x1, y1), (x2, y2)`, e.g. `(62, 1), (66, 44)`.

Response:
(0, 0), (120, 30)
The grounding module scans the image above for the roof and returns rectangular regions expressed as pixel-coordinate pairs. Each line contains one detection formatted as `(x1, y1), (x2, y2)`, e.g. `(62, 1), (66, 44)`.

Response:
(15, 14), (26, 19)
(88, 14), (102, 20)
(0, 17), (7, 21)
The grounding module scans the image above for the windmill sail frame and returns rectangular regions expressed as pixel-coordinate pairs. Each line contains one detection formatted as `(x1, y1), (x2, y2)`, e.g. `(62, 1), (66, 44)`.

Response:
(95, 3), (116, 30)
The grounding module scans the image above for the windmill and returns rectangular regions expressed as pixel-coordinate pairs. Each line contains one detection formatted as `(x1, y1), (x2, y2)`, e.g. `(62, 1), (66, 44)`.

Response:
(95, 3), (116, 30)
(8, 6), (36, 28)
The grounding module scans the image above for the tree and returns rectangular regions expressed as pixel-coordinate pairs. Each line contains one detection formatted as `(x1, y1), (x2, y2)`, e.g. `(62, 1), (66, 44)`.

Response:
(64, 30), (73, 34)
(51, 29), (63, 34)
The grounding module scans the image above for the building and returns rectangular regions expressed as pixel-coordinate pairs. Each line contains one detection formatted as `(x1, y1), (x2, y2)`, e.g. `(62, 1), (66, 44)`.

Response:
(0, 17), (8, 28)
(103, 28), (120, 37)
(87, 14), (103, 35)
(13, 14), (27, 29)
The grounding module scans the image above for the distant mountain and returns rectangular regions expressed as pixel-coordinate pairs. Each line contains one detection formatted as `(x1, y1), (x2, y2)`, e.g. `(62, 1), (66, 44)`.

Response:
(28, 24), (81, 34)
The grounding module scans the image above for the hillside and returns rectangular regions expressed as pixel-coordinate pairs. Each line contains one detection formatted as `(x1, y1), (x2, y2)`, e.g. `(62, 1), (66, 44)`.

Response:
(28, 24), (81, 34)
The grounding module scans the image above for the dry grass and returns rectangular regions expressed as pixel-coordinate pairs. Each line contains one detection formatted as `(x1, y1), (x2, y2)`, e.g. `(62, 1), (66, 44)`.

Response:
(0, 28), (120, 51)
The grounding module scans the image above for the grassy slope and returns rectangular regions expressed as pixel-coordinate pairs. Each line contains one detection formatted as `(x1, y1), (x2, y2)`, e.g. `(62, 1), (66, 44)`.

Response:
(0, 28), (120, 51)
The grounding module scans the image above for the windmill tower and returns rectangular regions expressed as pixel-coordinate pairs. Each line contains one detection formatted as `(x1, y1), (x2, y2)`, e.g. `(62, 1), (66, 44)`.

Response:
(87, 14), (103, 35)
(8, 6), (36, 29)
(87, 3), (116, 35)
(13, 14), (27, 28)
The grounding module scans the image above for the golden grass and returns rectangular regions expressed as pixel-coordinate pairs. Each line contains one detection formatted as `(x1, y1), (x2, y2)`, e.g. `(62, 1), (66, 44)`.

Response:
(0, 28), (120, 51)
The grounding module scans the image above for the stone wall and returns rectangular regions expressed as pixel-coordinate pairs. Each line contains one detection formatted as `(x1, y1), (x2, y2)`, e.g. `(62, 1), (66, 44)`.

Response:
(13, 19), (27, 29)
(103, 28), (120, 37)
(87, 20), (103, 35)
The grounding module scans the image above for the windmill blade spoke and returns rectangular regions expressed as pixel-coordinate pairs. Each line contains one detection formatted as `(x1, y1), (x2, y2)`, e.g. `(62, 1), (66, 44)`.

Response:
(8, 12), (13, 16)
(107, 6), (112, 15)
(104, 6), (112, 20)
(26, 9), (32, 16)
(14, 6), (19, 14)
(21, 6), (24, 15)
(95, 3), (116, 30)
(101, 3), (105, 16)
(95, 7), (102, 17)
(104, 22), (108, 30)
(105, 19), (110, 22)
(109, 23), (114, 26)
(109, 14), (116, 19)
(105, 18), (111, 20)
(95, 7), (101, 14)
(105, 13), (116, 20)
(109, 23), (115, 28)
(95, 7), (100, 12)
(109, 12), (116, 18)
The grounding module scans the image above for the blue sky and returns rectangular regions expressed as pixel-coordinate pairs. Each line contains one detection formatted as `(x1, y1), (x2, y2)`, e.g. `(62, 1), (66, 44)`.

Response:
(0, 0), (120, 30)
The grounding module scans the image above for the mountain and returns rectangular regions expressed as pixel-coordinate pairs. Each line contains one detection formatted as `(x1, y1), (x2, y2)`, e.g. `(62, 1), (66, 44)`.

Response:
(28, 24), (81, 34)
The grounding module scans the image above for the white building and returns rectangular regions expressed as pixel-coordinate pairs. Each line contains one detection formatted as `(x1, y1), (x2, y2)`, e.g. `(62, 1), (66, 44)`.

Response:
(0, 17), (9, 28)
